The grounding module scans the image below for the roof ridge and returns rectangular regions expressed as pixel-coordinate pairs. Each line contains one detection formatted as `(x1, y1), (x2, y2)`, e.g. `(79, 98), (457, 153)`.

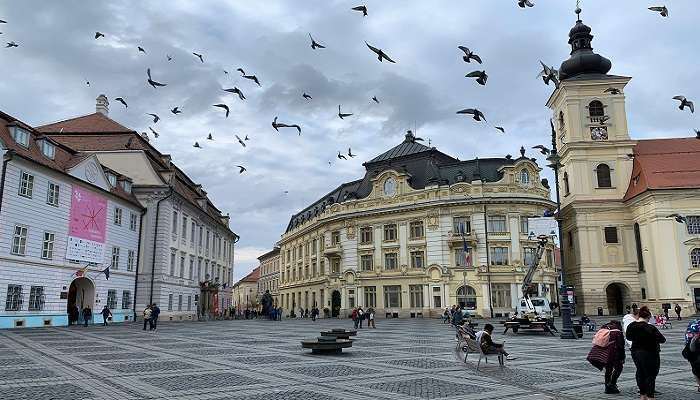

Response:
(37, 112), (134, 132)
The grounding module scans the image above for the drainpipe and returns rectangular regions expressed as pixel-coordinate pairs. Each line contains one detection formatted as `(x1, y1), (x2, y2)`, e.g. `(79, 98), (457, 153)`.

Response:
(132, 206), (147, 320)
(0, 151), (14, 215)
(149, 187), (174, 305)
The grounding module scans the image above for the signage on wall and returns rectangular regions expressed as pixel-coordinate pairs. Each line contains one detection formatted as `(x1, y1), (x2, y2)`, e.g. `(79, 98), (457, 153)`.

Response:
(66, 186), (108, 264)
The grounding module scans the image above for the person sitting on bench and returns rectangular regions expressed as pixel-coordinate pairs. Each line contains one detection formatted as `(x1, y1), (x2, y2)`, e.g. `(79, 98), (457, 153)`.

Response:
(480, 324), (516, 361)
(582, 314), (596, 332)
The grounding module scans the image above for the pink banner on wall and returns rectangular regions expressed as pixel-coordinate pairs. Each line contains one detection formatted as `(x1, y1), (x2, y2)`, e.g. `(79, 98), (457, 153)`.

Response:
(69, 186), (107, 243)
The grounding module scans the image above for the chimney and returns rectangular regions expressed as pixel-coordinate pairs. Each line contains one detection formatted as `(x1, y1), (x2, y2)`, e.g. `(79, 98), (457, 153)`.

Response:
(96, 94), (109, 116)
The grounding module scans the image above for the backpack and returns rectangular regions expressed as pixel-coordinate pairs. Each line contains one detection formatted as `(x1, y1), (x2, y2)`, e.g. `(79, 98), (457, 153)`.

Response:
(592, 328), (611, 347)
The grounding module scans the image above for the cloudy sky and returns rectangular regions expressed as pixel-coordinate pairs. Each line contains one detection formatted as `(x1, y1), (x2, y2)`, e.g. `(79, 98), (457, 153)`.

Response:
(0, 1), (697, 280)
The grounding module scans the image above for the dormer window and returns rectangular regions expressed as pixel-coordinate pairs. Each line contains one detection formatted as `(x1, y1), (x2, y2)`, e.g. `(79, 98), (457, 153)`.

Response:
(121, 180), (132, 193)
(12, 126), (29, 148)
(106, 173), (117, 187)
(520, 169), (530, 185)
(41, 140), (55, 159)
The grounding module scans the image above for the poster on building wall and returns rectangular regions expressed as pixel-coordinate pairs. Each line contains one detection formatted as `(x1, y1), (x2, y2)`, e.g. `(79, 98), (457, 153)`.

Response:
(66, 186), (108, 263)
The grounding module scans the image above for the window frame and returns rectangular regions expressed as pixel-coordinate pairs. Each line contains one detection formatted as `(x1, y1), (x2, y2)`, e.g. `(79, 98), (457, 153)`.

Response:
(28, 286), (45, 311)
(364, 286), (376, 308)
(409, 284), (424, 308)
(11, 225), (28, 256)
(410, 250), (425, 269)
(383, 285), (402, 308)
(5, 284), (23, 311)
(686, 216), (700, 235)
(106, 289), (117, 310)
(409, 221), (424, 240)
(487, 215), (507, 233)
(111, 246), (120, 269)
(121, 290), (132, 309)
(127, 249), (135, 271)
(129, 213), (138, 231)
(383, 223), (397, 241)
(604, 226), (619, 244)
(489, 247), (509, 265)
(46, 182), (60, 207)
(456, 285), (477, 310)
(596, 163), (613, 188)
(360, 254), (373, 271)
(453, 216), (471, 234)
(18, 171), (34, 198)
(13, 126), (29, 147)
(41, 231), (55, 260)
(384, 252), (398, 270)
(520, 169), (530, 184)
(41, 140), (56, 159)
(114, 207), (122, 226)
(691, 248), (700, 269)
(359, 227), (373, 244)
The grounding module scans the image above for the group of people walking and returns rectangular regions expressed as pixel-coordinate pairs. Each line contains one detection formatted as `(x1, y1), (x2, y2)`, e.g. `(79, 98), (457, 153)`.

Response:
(142, 303), (160, 331)
(351, 307), (375, 329)
(67, 305), (112, 327)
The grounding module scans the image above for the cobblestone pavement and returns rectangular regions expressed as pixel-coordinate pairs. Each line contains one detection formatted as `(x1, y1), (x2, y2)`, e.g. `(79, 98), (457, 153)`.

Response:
(0, 317), (697, 399)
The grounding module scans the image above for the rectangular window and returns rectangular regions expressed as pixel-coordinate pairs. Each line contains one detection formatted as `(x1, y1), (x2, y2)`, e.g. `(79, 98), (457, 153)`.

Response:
(46, 182), (60, 206)
(384, 253), (398, 270)
(178, 294), (183, 311)
(604, 227), (619, 244)
(453, 217), (471, 234)
(331, 258), (340, 274)
(12, 225), (28, 255)
(520, 216), (529, 236)
(170, 251), (176, 275)
(18, 171), (34, 198)
(331, 231), (341, 245)
(523, 247), (536, 266)
(383, 224), (397, 241)
(127, 250), (135, 271)
(364, 286), (376, 308)
(41, 232), (55, 259)
(312, 238), (317, 253)
(189, 256), (195, 280)
(106, 290), (117, 309)
(546, 249), (553, 268)
(121, 290), (132, 309)
(181, 216), (188, 241)
(179, 254), (185, 278)
(360, 254), (373, 271)
(197, 259), (202, 281)
(487, 215), (507, 233)
(114, 207), (122, 225)
(198, 226), (203, 247)
(687, 216), (700, 235)
(454, 247), (472, 267)
(312, 262), (317, 276)
(129, 213), (138, 231)
(409, 221), (424, 240)
(410, 251), (425, 269)
(41, 140), (56, 159)
(168, 294), (173, 311)
(172, 211), (178, 235)
(491, 283), (512, 308)
(489, 247), (509, 265)
(5, 284), (22, 311)
(111, 247), (120, 269)
(13, 127), (29, 147)
(360, 227), (373, 244)
(191, 223), (196, 246)
(320, 260), (325, 275)
(187, 296), (192, 311)
(106, 173), (117, 187)
(384, 285), (402, 308)
(206, 230), (210, 254)
(28, 286), (44, 311)
(409, 284), (424, 308)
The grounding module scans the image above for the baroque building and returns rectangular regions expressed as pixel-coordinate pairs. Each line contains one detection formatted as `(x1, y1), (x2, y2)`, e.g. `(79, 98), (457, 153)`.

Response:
(278, 132), (557, 318)
(547, 13), (700, 315)
(257, 247), (280, 305)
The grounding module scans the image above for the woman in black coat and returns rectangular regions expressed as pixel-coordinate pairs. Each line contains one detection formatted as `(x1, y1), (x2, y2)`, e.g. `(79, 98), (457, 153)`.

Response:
(626, 306), (666, 400)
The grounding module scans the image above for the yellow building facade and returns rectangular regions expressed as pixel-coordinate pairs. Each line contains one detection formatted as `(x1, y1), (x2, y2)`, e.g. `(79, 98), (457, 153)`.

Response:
(278, 132), (557, 318)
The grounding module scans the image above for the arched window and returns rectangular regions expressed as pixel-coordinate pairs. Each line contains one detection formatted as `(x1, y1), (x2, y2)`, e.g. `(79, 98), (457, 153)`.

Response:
(456, 285), (477, 310)
(589, 100), (604, 117)
(563, 172), (570, 195)
(596, 164), (612, 188)
(520, 169), (530, 185)
(692, 248), (700, 269)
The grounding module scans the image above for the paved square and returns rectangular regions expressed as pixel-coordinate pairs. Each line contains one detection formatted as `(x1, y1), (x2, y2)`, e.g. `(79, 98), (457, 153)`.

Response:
(0, 317), (697, 399)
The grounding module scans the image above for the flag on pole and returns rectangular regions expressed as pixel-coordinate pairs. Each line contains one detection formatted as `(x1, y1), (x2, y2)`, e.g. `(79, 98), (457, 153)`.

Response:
(74, 264), (90, 277)
(100, 266), (110, 280)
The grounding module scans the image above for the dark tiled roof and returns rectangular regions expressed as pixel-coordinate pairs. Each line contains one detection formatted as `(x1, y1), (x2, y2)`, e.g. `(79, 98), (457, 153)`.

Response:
(236, 267), (260, 285)
(366, 132), (435, 164)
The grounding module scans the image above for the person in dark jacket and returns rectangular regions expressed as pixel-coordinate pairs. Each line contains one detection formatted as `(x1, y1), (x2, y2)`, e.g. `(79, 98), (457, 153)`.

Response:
(100, 306), (112, 326)
(626, 306), (666, 400)
(480, 323), (516, 360)
(150, 303), (160, 331)
(675, 304), (682, 321)
(82, 306), (92, 327)
(587, 320), (625, 394)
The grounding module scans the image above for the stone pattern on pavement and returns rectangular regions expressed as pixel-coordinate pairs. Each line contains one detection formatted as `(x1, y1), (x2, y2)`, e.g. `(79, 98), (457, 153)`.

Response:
(0, 317), (696, 399)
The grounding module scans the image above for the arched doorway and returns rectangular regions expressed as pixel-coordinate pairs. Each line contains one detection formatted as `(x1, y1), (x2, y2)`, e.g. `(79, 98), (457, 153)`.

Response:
(605, 283), (627, 315)
(331, 290), (341, 317)
(67, 277), (95, 324)
(456, 285), (477, 310)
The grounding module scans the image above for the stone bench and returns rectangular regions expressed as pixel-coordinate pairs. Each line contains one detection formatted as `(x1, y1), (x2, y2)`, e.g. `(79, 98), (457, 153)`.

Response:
(320, 329), (357, 340)
(301, 336), (353, 354)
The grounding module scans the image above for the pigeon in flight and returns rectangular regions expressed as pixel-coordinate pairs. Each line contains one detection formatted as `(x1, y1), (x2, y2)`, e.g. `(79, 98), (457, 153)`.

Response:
(337, 152), (347, 160)
(673, 96), (694, 113)
(236, 165), (247, 174)
(365, 41), (396, 63)
(237, 68), (245, 75)
(532, 145), (551, 155)
(465, 70), (488, 86)
(223, 87), (246, 100)
(338, 105), (353, 119)
(212, 104), (230, 118)
(85, 79), (90, 86)
(538, 61), (559, 87)
(114, 97), (128, 108)
(648, 6), (668, 17)
(235, 135), (246, 147)
(147, 68), (167, 88)
(138, 46), (146, 53)
(518, 0), (535, 7)
(303, 92), (312, 100)
(456, 108), (486, 122)
(309, 33), (326, 50)
(372, 96), (379, 103)
(149, 127), (159, 138)
(5, 41), (18, 48)
(352, 5), (368, 16)
(457, 46), (482, 64)
(668, 213), (686, 223)
(494, 126), (505, 133)
(95, 32), (105, 39)
(244, 134), (250, 141)
(207, 133), (214, 140)
(166, 54), (173, 61)
(694, 129), (700, 139)
(171, 107), (181, 114)
(604, 88), (621, 95)
(243, 75), (261, 86)
(0, 19), (6, 23)
(193, 52), (204, 63)
(271, 117), (302, 135)
(193, 142), (201, 148)
(147, 113), (160, 123)
(348, 148), (356, 158)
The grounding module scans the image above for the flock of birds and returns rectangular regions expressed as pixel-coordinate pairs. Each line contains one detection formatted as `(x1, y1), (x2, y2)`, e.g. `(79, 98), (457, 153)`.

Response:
(1, 2), (697, 181)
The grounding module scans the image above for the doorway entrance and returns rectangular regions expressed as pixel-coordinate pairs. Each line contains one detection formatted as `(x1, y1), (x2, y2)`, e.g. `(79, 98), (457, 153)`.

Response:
(605, 283), (627, 315)
(694, 288), (700, 312)
(68, 277), (95, 324)
(331, 290), (341, 317)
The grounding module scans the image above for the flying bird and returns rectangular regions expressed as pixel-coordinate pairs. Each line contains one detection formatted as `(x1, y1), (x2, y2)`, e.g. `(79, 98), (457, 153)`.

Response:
(604, 88), (621, 95)
(338, 105), (353, 119)
(673, 96), (694, 113)
(465, 70), (488, 85)
(236, 165), (247, 174)
(243, 74), (260, 86)
(5, 41), (18, 48)
(648, 6), (669, 17)
(538, 60), (559, 87)
(518, 0), (535, 7)
(193, 142), (201, 148)
(348, 148), (356, 158)
(365, 41), (396, 63)
(171, 107), (181, 114)
(166, 54), (172, 61)
(223, 87), (246, 100)
(244, 134), (250, 141)
(147, 68), (167, 88)
(457, 46), (482, 64)
(303, 92), (312, 100)
(667, 213), (686, 224)
(337, 152), (347, 160)
(695, 129), (700, 139)
(235, 135), (246, 147)
(207, 133), (214, 140)
(532, 145), (551, 155)
(494, 126), (505, 133)
(114, 97), (127, 108)
(372, 96), (379, 103)
(351, 5), (368, 16)
(237, 68), (245, 75)
(309, 33), (326, 50)
(0, 19), (6, 23)
(85, 79), (90, 86)
(137, 46), (146, 53)
(272, 117), (302, 135)
(212, 104), (230, 118)
(147, 113), (160, 123)
(95, 32), (104, 39)
(192, 52), (204, 63)
(456, 108), (486, 122)
(149, 127), (159, 138)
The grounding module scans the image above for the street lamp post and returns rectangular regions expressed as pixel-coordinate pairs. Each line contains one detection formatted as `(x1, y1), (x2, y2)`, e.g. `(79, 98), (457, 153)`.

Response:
(547, 122), (576, 340)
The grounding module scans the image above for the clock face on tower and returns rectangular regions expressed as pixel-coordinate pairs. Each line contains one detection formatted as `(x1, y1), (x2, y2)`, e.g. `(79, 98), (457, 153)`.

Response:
(383, 177), (397, 197)
(590, 126), (608, 141)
